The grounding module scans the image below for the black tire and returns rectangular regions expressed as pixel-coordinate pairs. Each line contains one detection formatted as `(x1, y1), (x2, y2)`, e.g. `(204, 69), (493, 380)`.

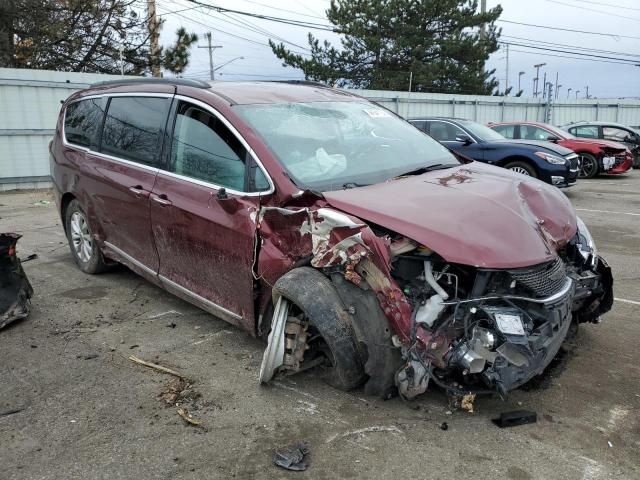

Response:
(504, 160), (537, 178)
(578, 153), (599, 179)
(64, 199), (107, 274)
(271, 267), (366, 391)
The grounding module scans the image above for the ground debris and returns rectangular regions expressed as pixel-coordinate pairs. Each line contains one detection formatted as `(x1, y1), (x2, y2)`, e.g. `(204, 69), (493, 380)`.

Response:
(492, 410), (537, 428)
(128, 355), (186, 379)
(273, 441), (310, 471)
(177, 408), (201, 426)
(159, 377), (190, 405)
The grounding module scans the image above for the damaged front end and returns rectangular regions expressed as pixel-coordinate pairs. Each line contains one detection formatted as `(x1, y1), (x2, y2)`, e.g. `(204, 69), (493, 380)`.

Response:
(0, 233), (34, 329)
(258, 202), (612, 402)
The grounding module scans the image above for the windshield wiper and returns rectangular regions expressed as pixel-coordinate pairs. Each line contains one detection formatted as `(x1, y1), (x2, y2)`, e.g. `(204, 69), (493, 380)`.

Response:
(342, 182), (369, 189)
(393, 163), (459, 179)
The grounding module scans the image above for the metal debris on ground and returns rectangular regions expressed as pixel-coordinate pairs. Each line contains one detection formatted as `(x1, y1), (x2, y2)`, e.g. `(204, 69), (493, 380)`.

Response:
(492, 410), (537, 428)
(273, 441), (310, 471)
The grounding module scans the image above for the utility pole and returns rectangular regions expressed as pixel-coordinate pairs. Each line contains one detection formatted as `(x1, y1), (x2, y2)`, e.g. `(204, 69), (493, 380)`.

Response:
(542, 72), (547, 100)
(554, 72), (559, 99)
(505, 43), (509, 94)
(408, 71), (413, 92)
(556, 84), (562, 100)
(584, 85), (589, 99)
(533, 63), (545, 98)
(147, 0), (161, 77)
(199, 32), (223, 81)
(480, 0), (487, 39)
(545, 82), (554, 123)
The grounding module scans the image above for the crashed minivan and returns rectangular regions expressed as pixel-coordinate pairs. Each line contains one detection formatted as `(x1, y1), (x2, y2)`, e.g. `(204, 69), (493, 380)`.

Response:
(50, 79), (613, 401)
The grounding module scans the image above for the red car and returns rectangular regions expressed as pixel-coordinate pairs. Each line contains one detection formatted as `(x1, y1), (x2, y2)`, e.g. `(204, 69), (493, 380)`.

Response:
(489, 121), (633, 178)
(50, 79), (613, 402)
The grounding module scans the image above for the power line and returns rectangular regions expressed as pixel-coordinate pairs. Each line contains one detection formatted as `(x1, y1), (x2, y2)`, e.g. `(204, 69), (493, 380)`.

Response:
(500, 41), (640, 64)
(497, 19), (640, 41)
(508, 48), (640, 66)
(561, 0), (640, 11)
(236, 0), (328, 20)
(500, 35), (640, 59)
(544, 0), (640, 22)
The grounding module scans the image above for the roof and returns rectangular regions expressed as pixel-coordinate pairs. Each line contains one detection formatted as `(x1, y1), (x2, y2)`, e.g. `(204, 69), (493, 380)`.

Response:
(207, 81), (362, 105)
(566, 121), (629, 127)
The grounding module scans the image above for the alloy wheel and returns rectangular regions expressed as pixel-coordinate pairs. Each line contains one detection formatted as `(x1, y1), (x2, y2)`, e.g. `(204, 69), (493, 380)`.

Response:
(579, 155), (597, 178)
(510, 166), (530, 176)
(70, 211), (93, 263)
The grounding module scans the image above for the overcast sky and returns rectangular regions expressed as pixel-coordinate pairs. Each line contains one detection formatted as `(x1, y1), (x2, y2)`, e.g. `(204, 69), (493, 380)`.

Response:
(157, 0), (640, 99)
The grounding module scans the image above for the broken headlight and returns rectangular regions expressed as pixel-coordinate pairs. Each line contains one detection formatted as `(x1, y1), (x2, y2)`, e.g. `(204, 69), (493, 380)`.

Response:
(575, 216), (597, 267)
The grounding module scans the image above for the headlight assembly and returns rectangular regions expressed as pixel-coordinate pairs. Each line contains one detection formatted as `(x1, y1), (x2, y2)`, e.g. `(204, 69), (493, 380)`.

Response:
(534, 151), (567, 165)
(576, 216), (597, 267)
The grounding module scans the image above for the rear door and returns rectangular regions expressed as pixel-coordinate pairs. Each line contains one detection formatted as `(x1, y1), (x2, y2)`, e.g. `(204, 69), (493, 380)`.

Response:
(88, 94), (172, 274)
(149, 97), (272, 328)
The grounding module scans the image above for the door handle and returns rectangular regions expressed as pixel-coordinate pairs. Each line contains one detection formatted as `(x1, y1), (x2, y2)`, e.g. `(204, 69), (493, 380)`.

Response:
(151, 193), (172, 207)
(129, 185), (150, 198)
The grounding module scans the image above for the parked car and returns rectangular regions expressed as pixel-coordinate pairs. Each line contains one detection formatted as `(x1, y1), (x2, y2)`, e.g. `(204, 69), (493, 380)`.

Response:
(489, 121), (633, 178)
(408, 117), (579, 187)
(50, 79), (613, 402)
(564, 121), (640, 169)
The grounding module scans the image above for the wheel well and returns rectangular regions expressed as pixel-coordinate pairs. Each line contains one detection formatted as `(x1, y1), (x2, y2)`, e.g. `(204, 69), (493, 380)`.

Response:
(500, 156), (538, 174)
(60, 193), (76, 233)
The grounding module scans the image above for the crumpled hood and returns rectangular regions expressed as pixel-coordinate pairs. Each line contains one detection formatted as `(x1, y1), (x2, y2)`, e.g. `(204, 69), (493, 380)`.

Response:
(323, 162), (577, 269)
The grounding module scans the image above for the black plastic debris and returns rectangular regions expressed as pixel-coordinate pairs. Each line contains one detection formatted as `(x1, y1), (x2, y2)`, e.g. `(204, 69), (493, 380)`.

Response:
(273, 441), (310, 471)
(492, 410), (537, 428)
(0, 233), (34, 330)
(440, 422), (449, 431)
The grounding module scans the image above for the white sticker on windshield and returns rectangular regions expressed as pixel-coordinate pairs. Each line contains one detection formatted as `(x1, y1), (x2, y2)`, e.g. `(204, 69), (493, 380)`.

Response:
(363, 108), (391, 118)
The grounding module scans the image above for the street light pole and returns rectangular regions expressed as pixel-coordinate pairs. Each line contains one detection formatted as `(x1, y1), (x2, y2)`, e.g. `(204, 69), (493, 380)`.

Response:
(518, 71), (525, 94)
(576, 90), (581, 99)
(556, 84), (562, 100)
(584, 86), (589, 99)
(533, 63), (546, 98)
(567, 87), (572, 99)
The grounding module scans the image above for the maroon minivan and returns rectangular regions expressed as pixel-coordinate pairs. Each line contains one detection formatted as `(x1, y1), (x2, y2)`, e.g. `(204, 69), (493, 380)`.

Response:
(50, 79), (613, 401)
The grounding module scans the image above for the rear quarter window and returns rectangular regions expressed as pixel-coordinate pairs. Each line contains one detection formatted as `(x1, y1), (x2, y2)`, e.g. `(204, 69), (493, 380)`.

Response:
(64, 98), (107, 148)
(493, 125), (515, 138)
(101, 96), (170, 166)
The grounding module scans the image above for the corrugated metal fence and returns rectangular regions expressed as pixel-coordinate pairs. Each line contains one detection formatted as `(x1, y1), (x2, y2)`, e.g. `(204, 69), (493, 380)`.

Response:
(2, 68), (640, 190)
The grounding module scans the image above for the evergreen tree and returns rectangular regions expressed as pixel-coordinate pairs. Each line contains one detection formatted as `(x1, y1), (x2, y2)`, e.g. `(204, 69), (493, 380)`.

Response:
(0, 0), (197, 75)
(270, 0), (503, 94)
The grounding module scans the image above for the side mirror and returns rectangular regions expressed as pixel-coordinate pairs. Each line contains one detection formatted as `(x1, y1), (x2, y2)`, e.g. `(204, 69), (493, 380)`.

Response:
(217, 187), (228, 200)
(547, 136), (560, 142)
(455, 133), (472, 145)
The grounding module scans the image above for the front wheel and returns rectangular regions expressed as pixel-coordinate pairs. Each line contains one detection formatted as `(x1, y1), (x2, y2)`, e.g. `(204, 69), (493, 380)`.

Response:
(64, 200), (107, 274)
(578, 153), (599, 178)
(261, 267), (366, 391)
(504, 161), (537, 178)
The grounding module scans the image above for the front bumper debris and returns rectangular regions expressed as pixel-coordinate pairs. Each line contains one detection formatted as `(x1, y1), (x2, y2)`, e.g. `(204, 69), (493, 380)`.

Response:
(0, 233), (34, 329)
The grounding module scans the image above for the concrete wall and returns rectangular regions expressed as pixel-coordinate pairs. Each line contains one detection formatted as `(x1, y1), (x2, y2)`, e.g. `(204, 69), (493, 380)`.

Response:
(2, 68), (640, 190)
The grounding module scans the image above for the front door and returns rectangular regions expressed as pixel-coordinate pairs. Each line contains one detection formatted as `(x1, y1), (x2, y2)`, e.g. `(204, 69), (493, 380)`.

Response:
(150, 99), (270, 330)
(427, 120), (484, 160)
(84, 95), (172, 274)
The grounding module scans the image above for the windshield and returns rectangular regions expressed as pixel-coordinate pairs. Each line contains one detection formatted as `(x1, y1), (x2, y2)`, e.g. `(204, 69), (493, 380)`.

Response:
(235, 101), (459, 191)
(462, 121), (507, 141)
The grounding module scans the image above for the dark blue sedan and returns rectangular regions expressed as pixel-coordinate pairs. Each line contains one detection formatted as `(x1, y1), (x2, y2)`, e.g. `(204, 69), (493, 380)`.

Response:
(408, 117), (579, 187)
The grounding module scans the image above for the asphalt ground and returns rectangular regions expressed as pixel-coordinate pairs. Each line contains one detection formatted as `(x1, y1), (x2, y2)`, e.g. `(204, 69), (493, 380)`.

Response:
(1, 174), (639, 480)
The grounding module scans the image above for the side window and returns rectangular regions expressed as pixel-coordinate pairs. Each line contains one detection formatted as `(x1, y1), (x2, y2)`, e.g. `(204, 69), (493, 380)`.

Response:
(428, 121), (465, 141)
(170, 102), (248, 192)
(101, 96), (169, 166)
(64, 98), (106, 148)
(603, 127), (630, 142)
(521, 125), (551, 140)
(493, 125), (515, 138)
(573, 126), (598, 138)
(410, 120), (427, 132)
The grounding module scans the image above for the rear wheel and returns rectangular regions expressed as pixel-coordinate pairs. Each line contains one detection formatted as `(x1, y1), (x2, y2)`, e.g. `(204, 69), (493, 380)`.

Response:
(505, 161), (537, 178)
(64, 200), (107, 274)
(578, 153), (599, 178)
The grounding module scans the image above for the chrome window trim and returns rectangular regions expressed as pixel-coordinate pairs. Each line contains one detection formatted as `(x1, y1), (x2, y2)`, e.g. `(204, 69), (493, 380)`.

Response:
(159, 274), (243, 322)
(61, 92), (275, 197)
(104, 241), (156, 277)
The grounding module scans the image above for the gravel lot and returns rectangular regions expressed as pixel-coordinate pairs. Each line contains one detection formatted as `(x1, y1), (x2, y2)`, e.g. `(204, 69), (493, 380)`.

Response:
(1, 175), (639, 480)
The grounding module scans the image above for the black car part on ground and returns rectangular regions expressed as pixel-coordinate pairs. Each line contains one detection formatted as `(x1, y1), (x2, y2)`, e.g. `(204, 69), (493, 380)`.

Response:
(0, 233), (34, 329)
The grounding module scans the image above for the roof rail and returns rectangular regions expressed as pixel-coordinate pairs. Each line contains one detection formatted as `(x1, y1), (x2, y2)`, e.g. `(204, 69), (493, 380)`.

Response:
(268, 80), (332, 88)
(90, 77), (211, 89)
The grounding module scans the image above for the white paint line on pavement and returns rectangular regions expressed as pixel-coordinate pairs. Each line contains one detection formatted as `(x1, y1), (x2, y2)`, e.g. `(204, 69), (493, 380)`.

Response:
(575, 208), (640, 217)
(615, 297), (640, 306)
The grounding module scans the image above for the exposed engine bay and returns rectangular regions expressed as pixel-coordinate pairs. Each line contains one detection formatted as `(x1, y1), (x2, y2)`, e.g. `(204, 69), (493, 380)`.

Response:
(389, 229), (613, 400)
